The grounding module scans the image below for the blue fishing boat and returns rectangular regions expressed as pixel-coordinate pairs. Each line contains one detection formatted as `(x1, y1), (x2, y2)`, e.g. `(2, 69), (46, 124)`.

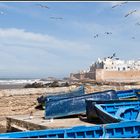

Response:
(45, 90), (118, 119)
(37, 85), (85, 109)
(38, 87), (139, 109)
(94, 104), (140, 123)
(86, 99), (140, 122)
(116, 89), (140, 99)
(0, 121), (140, 138)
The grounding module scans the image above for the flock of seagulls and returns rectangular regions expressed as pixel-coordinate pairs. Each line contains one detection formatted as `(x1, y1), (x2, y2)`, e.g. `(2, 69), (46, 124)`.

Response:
(111, 2), (128, 9)
(36, 4), (63, 20)
(0, 3), (64, 21)
(0, 2), (139, 40)
(111, 2), (138, 19)
(113, 2), (138, 40)
(94, 32), (112, 38)
(94, 2), (139, 40)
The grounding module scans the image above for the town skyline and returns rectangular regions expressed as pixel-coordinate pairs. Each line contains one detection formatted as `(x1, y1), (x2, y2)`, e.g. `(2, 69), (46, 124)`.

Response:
(0, 1), (140, 78)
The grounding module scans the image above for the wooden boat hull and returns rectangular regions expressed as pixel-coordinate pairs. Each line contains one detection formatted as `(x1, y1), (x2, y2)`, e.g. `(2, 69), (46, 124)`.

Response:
(37, 85), (85, 104)
(116, 89), (139, 99)
(95, 104), (140, 123)
(45, 90), (118, 119)
(86, 99), (140, 122)
(0, 121), (140, 138)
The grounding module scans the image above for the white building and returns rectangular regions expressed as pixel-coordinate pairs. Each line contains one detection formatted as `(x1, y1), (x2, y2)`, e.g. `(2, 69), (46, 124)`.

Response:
(89, 57), (140, 72)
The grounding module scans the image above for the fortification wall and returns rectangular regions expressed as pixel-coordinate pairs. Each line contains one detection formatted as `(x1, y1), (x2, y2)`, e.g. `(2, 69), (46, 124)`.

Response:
(96, 69), (140, 82)
(70, 72), (95, 80)
(84, 72), (95, 79)
(70, 73), (85, 80)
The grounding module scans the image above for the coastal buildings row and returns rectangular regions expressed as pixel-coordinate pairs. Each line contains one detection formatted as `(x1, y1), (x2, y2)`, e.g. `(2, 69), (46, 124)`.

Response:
(70, 55), (140, 82)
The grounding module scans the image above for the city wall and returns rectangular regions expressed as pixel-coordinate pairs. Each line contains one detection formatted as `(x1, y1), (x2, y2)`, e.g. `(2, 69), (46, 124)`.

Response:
(70, 72), (95, 80)
(96, 69), (140, 82)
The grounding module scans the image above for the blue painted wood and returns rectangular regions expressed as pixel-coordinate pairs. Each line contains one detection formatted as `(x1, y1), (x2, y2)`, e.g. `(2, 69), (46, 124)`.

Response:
(104, 121), (140, 138)
(38, 87), (140, 108)
(135, 89), (140, 99)
(0, 121), (140, 138)
(45, 90), (118, 119)
(86, 99), (140, 122)
(94, 104), (140, 123)
(0, 125), (103, 138)
(37, 85), (85, 104)
(116, 89), (140, 99)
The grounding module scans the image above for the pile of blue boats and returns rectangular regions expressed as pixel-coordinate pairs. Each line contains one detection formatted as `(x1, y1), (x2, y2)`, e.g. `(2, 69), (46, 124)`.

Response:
(1, 85), (140, 138)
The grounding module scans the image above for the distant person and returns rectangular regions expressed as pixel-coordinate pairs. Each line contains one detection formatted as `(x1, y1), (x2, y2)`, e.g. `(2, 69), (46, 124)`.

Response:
(29, 111), (33, 119)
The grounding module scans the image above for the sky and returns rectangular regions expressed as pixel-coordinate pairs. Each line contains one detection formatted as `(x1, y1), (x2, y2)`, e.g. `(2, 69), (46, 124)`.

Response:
(0, 1), (140, 78)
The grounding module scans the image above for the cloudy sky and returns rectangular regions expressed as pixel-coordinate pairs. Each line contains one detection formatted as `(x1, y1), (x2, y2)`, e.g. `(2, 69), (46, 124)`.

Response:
(0, 1), (140, 78)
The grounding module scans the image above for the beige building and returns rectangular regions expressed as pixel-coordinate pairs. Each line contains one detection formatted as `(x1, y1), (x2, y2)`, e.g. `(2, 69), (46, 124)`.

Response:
(70, 56), (140, 82)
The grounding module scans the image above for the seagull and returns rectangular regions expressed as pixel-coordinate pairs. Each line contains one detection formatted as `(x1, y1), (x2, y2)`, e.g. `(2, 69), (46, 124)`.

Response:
(112, 4), (121, 9)
(110, 53), (116, 59)
(50, 17), (63, 20)
(132, 37), (135, 39)
(112, 2), (128, 9)
(124, 10), (137, 17)
(105, 32), (112, 35)
(36, 4), (50, 9)
(121, 2), (128, 5)
(94, 34), (99, 38)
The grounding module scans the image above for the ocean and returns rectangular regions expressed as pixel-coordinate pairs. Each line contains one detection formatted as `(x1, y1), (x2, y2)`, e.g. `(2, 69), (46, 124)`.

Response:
(0, 78), (50, 89)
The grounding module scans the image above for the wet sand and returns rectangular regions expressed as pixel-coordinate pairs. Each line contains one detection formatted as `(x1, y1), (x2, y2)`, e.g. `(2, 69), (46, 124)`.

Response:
(0, 84), (26, 89)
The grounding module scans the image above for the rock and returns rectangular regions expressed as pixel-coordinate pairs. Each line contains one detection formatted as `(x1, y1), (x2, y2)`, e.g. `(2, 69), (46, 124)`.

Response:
(24, 82), (46, 88)
(49, 81), (59, 87)
(24, 81), (70, 88)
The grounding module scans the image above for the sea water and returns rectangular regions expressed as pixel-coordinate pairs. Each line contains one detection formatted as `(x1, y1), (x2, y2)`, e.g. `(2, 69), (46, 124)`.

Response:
(0, 78), (51, 89)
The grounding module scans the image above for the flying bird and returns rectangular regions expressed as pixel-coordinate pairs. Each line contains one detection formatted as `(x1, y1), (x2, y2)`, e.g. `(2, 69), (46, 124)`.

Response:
(36, 4), (50, 9)
(105, 32), (112, 35)
(112, 2), (128, 9)
(132, 37), (135, 39)
(124, 10), (137, 17)
(94, 34), (99, 38)
(110, 53), (116, 59)
(50, 17), (63, 20)
(120, 2), (128, 5)
(112, 4), (121, 9)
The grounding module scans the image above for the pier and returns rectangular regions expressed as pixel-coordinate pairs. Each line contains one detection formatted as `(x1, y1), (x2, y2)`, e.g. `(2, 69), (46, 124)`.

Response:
(6, 110), (94, 132)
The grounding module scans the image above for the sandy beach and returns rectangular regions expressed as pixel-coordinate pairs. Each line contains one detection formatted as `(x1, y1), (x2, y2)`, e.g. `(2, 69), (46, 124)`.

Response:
(0, 85), (78, 133)
(0, 83), (140, 133)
